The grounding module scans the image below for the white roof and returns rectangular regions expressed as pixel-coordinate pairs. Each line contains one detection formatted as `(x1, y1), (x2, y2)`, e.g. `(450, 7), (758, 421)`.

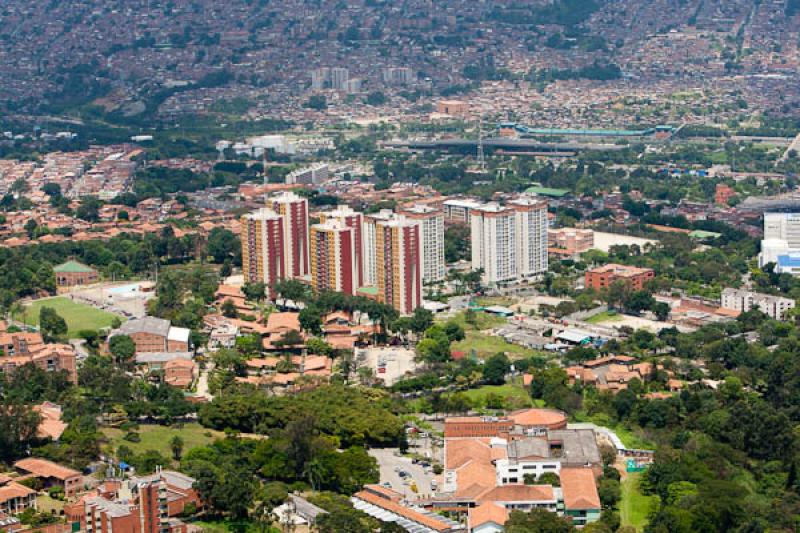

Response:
(167, 327), (191, 343)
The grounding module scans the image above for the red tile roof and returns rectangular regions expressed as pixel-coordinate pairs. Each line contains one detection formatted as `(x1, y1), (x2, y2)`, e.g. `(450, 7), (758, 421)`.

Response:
(14, 458), (80, 481)
(560, 468), (601, 510)
(468, 501), (509, 528)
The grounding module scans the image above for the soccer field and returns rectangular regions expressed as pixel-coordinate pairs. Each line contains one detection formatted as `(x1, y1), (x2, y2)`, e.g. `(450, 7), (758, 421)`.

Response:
(15, 296), (124, 336)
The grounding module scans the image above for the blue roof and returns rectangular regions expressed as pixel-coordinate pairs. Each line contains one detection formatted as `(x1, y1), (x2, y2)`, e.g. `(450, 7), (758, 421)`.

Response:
(777, 254), (800, 267)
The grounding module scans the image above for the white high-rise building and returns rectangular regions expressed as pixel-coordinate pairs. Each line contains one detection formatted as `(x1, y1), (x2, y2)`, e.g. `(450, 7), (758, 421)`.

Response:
(760, 213), (800, 267)
(510, 196), (549, 278)
(471, 203), (519, 286)
(363, 209), (395, 286)
(399, 204), (445, 284)
(470, 197), (549, 286)
(310, 68), (330, 90)
(764, 212), (800, 247)
(330, 68), (349, 91)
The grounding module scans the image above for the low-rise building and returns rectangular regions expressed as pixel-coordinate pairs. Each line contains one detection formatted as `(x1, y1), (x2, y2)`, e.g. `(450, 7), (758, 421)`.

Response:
(14, 458), (81, 499)
(585, 264), (655, 291)
(720, 288), (796, 320)
(54, 260), (98, 289)
(108, 317), (191, 354)
(0, 475), (36, 515)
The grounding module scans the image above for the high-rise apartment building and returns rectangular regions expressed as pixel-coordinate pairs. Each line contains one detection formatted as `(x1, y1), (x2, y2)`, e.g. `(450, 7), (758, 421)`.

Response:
(270, 191), (310, 279)
(363, 209), (395, 287)
(470, 197), (549, 286)
(330, 67), (349, 90)
(310, 220), (358, 296)
(241, 208), (285, 289)
(471, 203), (518, 286)
(376, 218), (422, 315)
(399, 204), (445, 284)
(510, 196), (549, 278)
(760, 212), (800, 268)
(382, 67), (414, 85)
(319, 205), (364, 287)
(310, 68), (330, 90)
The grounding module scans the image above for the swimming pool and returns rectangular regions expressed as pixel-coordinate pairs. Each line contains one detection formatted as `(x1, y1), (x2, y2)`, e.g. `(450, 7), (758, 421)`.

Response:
(107, 283), (142, 295)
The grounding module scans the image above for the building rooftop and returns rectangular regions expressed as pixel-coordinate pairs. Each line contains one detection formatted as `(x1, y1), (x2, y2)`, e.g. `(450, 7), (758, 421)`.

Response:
(53, 260), (96, 273)
(115, 316), (171, 338)
(14, 457), (80, 480)
(559, 468), (601, 510)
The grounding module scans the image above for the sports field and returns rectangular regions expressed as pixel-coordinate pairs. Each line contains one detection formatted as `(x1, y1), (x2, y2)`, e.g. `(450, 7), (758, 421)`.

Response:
(14, 296), (123, 336)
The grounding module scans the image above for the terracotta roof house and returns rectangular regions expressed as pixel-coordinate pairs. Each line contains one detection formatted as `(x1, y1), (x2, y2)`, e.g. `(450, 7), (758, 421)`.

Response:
(559, 468), (601, 526)
(34, 402), (68, 440)
(468, 501), (509, 533)
(14, 458), (81, 498)
(0, 476), (37, 515)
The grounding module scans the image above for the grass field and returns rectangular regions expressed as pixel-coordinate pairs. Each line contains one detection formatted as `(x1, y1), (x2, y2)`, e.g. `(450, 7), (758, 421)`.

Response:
(585, 310), (624, 324)
(443, 310), (507, 332)
(571, 412), (654, 449)
(474, 296), (517, 308)
(191, 520), (280, 533)
(451, 330), (538, 360)
(457, 383), (533, 409)
(621, 472), (658, 531)
(14, 296), (123, 336)
(103, 423), (226, 458)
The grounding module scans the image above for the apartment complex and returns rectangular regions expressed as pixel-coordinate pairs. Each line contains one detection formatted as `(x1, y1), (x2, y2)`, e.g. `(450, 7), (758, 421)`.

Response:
(241, 208), (285, 289)
(310, 220), (358, 296)
(399, 204), (446, 283)
(375, 217), (422, 315)
(81, 470), (200, 533)
(509, 196), (549, 278)
(470, 197), (548, 286)
(362, 209), (395, 287)
(319, 205), (364, 287)
(285, 163), (329, 185)
(0, 329), (77, 383)
(271, 191), (310, 279)
(548, 228), (594, 257)
(721, 287), (796, 320)
(584, 264), (655, 291)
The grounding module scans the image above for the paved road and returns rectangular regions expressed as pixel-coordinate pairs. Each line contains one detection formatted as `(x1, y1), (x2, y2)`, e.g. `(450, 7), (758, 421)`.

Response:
(195, 363), (213, 400)
(369, 448), (437, 499)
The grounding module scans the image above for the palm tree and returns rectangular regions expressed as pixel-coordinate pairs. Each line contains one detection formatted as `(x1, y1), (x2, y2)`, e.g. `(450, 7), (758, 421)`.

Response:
(303, 459), (325, 492)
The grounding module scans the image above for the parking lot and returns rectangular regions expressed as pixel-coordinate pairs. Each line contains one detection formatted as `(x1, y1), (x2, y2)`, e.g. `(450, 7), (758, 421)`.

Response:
(356, 346), (418, 385)
(369, 448), (438, 499)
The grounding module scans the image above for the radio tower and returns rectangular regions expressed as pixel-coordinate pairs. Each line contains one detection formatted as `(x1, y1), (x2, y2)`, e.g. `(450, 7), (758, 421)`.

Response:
(477, 119), (486, 172)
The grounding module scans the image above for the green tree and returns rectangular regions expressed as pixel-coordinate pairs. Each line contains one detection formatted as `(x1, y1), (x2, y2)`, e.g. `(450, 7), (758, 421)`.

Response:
(109, 335), (136, 366)
(170, 435), (184, 461)
(0, 398), (41, 462)
(39, 306), (67, 341)
(483, 353), (511, 385)
(242, 282), (266, 302)
(410, 307), (434, 336)
(505, 508), (575, 532)
(221, 299), (238, 318)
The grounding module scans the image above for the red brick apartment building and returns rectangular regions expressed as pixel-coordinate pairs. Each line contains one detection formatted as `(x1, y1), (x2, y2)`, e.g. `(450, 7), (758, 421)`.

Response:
(585, 264), (655, 291)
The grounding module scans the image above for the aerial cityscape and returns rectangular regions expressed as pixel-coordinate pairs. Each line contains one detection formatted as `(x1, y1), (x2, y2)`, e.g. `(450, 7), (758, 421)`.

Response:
(1, 0), (800, 532)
